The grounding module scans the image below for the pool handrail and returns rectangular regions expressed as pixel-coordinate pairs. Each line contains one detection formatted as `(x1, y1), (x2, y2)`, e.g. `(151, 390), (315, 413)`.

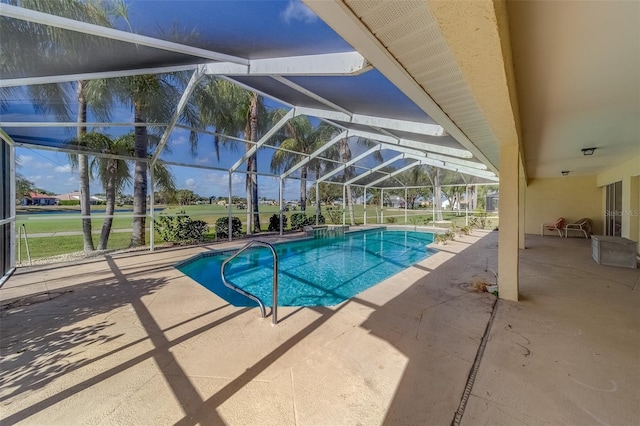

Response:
(220, 240), (279, 325)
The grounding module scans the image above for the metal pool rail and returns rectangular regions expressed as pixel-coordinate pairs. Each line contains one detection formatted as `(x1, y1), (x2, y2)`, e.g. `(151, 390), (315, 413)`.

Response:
(220, 240), (279, 325)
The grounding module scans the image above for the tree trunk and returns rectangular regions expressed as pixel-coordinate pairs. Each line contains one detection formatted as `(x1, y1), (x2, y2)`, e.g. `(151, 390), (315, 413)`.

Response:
(245, 156), (253, 235)
(247, 93), (260, 233)
(97, 159), (116, 250)
(130, 104), (148, 247)
(77, 80), (94, 252)
(300, 165), (307, 212)
(434, 168), (443, 221)
(470, 185), (478, 211)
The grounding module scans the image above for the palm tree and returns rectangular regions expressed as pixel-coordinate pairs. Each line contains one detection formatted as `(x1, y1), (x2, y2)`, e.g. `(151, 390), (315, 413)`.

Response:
(425, 166), (444, 220)
(91, 73), (200, 246)
(75, 132), (132, 250)
(195, 78), (269, 234)
(72, 131), (177, 250)
(270, 114), (338, 212)
(326, 136), (383, 225)
(2, 0), (124, 252)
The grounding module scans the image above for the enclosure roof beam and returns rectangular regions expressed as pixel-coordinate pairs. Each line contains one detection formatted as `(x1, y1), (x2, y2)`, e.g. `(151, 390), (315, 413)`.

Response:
(365, 161), (422, 188)
(0, 4), (248, 64)
(206, 52), (370, 76)
(152, 66), (206, 165)
(294, 106), (446, 137)
(426, 153), (487, 170)
(343, 153), (405, 185)
(315, 145), (382, 183)
(337, 127), (471, 158)
(0, 65), (201, 88)
(0, 128), (16, 146)
(402, 152), (498, 180)
(0, 122), (168, 128)
(276, 77), (352, 115)
(280, 130), (347, 179)
(229, 108), (295, 173)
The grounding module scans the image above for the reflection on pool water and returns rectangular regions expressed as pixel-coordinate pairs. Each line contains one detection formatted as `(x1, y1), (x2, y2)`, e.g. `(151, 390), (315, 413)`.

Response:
(177, 229), (435, 307)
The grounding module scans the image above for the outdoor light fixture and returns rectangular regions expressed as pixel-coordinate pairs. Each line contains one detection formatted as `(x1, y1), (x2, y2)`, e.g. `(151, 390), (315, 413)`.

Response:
(581, 147), (596, 156)
(561, 171), (570, 176)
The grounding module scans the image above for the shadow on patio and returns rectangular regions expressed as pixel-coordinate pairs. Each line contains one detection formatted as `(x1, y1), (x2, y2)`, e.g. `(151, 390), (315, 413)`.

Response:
(1, 231), (637, 425)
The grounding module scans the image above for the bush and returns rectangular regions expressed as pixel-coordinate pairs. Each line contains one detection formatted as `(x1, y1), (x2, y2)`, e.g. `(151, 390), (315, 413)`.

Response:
(385, 216), (398, 223)
(290, 212), (308, 231)
(325, 207), (342, 224)
(469, 210), (492, 230)
(154, 211), (209, 244)
(59, 200), (80, 206)
(268, 214), (288, 232)
(215, 216), (242, 238)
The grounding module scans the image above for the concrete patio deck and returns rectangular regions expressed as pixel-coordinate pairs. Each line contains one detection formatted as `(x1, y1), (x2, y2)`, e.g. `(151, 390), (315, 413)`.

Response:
(1, 230), (638, 425)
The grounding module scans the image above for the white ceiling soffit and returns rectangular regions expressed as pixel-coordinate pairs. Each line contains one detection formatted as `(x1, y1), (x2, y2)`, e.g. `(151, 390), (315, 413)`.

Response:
(304, 0), (501, 175)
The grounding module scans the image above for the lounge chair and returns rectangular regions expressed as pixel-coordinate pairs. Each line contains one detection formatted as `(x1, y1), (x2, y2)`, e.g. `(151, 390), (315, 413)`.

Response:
(541, 217), (565, 237)
(564, 218), (592, 239)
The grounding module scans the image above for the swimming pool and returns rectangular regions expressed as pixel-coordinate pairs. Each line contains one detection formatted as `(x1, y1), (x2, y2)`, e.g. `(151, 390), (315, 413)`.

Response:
(177, 229), (435, 307)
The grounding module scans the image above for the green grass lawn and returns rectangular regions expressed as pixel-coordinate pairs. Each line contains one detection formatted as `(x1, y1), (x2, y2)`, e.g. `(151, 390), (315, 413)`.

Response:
(16, 231), (151, 261)
(14, 203), (498, 260)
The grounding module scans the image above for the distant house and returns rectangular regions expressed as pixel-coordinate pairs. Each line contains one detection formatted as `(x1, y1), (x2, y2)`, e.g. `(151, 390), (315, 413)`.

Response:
(56, 191), (103, 205)
(21, 192), (57, 206)
(55, 191), (81, 204)
(384, 195), (405, 208)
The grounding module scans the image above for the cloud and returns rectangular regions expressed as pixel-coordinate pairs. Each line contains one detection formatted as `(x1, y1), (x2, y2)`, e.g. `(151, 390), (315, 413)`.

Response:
(281, 0), (317, 24)
(172, 135), (188, 145)
(55, 164), (72, 173)
(185, 178), (196, 188)
(17, 155), (33, 165)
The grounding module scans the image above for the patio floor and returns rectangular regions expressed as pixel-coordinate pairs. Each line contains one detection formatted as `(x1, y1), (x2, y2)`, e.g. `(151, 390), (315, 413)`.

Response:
(1, 230), (638, 425)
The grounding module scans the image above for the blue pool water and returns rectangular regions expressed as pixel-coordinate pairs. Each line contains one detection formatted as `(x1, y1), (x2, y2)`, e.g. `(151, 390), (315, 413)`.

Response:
(177, 229), (435, 307)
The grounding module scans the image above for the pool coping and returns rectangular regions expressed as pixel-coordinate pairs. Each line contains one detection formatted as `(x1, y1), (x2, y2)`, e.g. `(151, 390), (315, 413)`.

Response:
(174, 225), (438, 269)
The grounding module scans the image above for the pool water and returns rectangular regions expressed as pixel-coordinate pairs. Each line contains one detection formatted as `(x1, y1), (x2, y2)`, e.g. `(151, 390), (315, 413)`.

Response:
(177, 229), (435, 307)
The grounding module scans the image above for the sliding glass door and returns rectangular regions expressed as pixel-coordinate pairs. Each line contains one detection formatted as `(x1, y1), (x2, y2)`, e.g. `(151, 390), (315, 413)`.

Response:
(605, 181), (622, 237)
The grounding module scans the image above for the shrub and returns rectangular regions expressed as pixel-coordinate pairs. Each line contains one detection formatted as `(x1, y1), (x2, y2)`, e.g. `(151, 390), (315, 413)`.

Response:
(469, 210), (493, 230)
(385, 216), (397, 223)
(325, 208), (341, 224)
(154, 211), (209, 244)
(215, 216), (242, 238)
(59, 200), (80, 206)
(290, 212), (308, 231)
(268, 214), (288, 232)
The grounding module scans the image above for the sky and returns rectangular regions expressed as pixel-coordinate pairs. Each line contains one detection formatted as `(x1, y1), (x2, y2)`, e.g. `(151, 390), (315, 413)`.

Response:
(5, 0), (435, 201)
(9, 0), (344, 201)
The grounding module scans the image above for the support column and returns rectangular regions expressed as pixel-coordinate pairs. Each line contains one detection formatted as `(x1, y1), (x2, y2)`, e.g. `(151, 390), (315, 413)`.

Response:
(315, 182), (319, 225)
(342, 185), (346, 225)
(279, 178), (284, 236)
(380, 189), (384, 223)
(518, 157), (526, 250)
(363, 187), (367, 225)
(149, 166), (155, 252)
(498, 143), (520, 301)
(228, 172), (233, 242)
